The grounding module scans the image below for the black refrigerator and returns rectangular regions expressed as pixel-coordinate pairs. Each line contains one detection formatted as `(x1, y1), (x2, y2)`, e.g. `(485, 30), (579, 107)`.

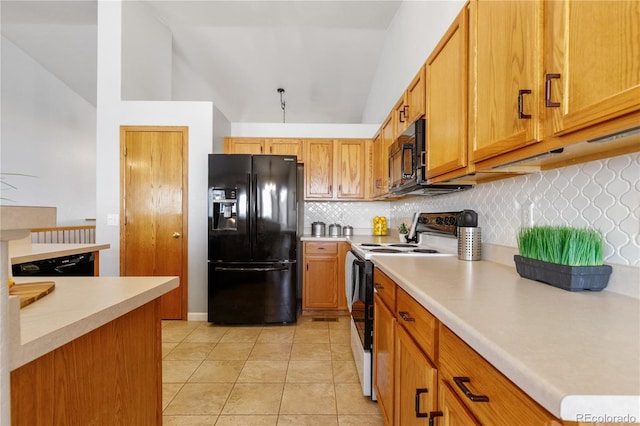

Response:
(208, 154), (300, 324)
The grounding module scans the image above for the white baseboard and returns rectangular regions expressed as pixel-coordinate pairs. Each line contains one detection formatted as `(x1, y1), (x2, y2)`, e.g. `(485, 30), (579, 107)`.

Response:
(187, 312), (208, 322)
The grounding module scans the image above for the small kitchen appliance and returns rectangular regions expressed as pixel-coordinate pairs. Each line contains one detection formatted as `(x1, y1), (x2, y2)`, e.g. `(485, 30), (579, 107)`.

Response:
(388, 119), (473, 197)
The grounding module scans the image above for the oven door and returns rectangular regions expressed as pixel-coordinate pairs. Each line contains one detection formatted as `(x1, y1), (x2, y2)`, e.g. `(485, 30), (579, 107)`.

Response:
(346, 250), (376, 399)
(348, 252), (373, 351)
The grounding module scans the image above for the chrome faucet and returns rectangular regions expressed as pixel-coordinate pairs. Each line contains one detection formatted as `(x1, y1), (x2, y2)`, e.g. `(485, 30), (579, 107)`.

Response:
(406, 212), (421, 242)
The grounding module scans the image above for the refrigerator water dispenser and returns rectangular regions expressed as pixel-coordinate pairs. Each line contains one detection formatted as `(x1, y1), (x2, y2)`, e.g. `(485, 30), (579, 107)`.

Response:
(210, 188), (238, 230)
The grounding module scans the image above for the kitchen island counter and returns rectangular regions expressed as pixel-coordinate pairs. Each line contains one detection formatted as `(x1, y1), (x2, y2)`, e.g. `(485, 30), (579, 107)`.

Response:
(8, 275), (178, 425)
(371, 255), (640, 422)
(9, 275), (178, 370)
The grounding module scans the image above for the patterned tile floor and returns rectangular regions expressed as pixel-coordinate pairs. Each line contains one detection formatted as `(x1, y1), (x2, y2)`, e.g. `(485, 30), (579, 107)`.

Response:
(161, 315), (383, 426)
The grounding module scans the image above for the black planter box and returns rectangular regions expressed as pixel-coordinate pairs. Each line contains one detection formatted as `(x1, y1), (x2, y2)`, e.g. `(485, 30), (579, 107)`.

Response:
(514, 255), (612, 292)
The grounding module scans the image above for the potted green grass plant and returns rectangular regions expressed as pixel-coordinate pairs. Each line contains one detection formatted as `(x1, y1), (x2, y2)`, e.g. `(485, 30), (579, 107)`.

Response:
(515, 226), (612, 291)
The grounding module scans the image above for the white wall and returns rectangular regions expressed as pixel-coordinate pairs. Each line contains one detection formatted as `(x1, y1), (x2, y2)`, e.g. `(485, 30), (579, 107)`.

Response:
(121, 0), (172, 101)
(362, 0), (465, 124)
(212, 104), (231, 153)
(97, 1), (213, 314)
(0, 36), (96, 225)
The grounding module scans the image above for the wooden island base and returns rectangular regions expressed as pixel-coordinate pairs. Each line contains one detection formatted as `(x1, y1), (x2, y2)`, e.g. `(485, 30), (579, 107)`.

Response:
(10, 299), (161, 425)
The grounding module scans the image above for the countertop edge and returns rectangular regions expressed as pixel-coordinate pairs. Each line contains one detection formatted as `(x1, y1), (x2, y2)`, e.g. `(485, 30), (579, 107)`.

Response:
(10, 276), (178, 370)
(11, 243), (111, 264)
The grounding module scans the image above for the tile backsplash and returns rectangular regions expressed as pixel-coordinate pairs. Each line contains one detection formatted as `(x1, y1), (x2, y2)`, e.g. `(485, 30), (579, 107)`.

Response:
(304, 153), (639, 267)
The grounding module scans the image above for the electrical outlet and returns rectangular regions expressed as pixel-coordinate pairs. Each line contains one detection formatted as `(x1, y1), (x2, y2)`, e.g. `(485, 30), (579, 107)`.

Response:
(521, 202), (534, 227)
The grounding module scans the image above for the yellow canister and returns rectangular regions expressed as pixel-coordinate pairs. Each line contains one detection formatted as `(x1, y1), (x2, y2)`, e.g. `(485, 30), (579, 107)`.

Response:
(372, 216), (388, 236)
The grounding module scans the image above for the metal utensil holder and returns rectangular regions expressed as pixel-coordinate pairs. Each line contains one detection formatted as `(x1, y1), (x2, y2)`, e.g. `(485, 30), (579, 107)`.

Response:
(458, 227), (481, 261)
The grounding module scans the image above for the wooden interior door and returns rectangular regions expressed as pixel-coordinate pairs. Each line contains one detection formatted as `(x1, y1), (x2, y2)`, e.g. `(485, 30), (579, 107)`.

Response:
(120, 126), (188, 320)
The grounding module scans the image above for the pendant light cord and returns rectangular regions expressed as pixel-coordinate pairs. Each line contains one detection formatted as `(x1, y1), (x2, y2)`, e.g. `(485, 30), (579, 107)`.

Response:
(277, 88), (286, 123)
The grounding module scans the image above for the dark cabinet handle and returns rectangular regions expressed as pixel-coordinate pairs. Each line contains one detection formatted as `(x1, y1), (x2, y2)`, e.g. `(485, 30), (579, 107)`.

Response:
(374, 283), (384, 290)
(403, 104), (409, 119)
(518, 89), (532, 119)
(398, 311), (416, 322)
(453, 377), (490, 402)
(415, 388), (429, 418)
(545, 73), (561, 107)
(399, 108), (406, 123)
(429, 411), (443, 426)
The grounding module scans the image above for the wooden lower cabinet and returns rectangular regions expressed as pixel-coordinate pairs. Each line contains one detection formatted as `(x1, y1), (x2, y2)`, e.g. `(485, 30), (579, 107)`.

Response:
(11, 299), (162, 425)
(438, 324), (561, 426)
(372, 266), (568, 426)
(302, 241), (349, 311)
(395, 323), (438, 426)
(437, 380), (481, 425)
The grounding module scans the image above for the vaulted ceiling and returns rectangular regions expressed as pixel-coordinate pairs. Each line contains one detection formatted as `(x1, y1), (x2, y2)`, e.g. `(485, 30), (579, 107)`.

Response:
(2, 0), (403, 124)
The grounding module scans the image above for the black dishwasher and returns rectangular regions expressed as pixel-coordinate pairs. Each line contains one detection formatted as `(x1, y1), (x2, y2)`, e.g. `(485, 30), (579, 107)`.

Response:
(12, 252), (95, 277)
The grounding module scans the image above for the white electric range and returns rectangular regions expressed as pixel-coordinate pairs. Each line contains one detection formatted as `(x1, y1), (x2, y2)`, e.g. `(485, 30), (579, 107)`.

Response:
(345, 210), (478, 399)
(350, 237), (458, 260)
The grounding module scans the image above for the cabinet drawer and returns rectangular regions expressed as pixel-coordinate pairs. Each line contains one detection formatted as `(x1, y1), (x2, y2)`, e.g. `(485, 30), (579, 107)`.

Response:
(439, 324), (559, 425)
(304, 242), (337, 255)
(395, 287), (438, 362)
(373, 268), (396, 310)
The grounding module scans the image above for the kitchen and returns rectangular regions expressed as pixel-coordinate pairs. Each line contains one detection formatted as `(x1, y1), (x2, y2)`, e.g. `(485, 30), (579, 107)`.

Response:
(2, 0), (639, 425)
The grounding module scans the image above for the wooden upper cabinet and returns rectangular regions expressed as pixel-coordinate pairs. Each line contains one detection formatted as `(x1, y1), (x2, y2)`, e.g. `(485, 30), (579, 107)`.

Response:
(336, 139), (366, 199)
(371, 115), (394, 199)
(544, 0), (640, 137)
(380, 115), (394, 196)
(304, 138), (368, 200)
(304, 139), (334, 199)
(225, 137), (303, 161)
(394, 68), (426, 140)
(469, 0), (543, 163)
(224, 137), (265, 154)
(426, 5), (469, 181)
(267, 138), (304, 162)
(393, 96), (407, 140)
(405, 67), (426, 126)
(371, 130), (384, 198)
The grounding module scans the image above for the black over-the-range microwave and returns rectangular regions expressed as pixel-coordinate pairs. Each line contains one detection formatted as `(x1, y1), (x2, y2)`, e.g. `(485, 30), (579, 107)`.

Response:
(388, 118), (472, 196)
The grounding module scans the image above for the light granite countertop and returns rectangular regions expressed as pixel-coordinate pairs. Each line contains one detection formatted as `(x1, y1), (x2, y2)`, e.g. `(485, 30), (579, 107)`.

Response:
(370, 255), (640, 422)
(10, 242), (111, 264)
(9, 275), (179, 370)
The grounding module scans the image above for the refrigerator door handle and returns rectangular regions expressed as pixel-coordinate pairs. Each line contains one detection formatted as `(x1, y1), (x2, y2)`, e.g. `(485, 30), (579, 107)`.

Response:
(214, 265), (289, 272)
